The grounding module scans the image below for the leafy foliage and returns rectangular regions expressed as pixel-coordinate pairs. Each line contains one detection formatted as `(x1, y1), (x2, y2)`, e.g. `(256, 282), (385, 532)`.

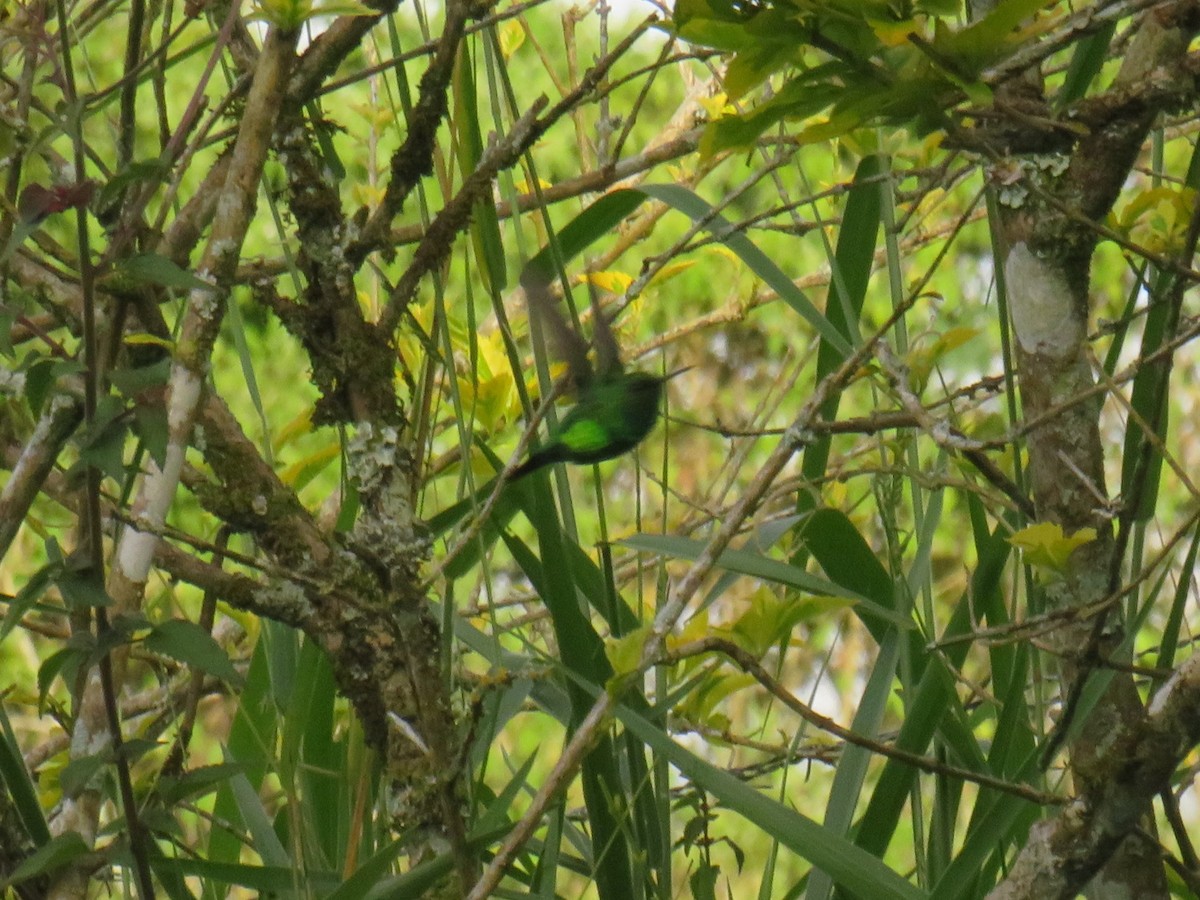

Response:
(677, 0), (1054, 154)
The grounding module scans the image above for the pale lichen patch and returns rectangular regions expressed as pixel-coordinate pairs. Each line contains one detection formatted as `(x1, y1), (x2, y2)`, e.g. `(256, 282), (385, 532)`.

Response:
(1005, 242), (1083, 359)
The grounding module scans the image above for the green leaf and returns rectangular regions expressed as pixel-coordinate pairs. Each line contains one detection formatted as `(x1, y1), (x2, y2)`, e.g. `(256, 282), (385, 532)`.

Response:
(639, 184), (855, 357)
(917, 0), (960, 13)
(309, 111), (347, 182)
(132, 402), (170, 468)
(38, 642), (89, 709)
(148, 856), (341, 894)
(55, 560), (112, 610)
(158, 763), (245, 804)
(928, 778), (1039, 900)
(6, 833), (91, 885)
(327, 838), (409, 900)
(797, 155), (885, 532)
(691, 862), (720, 900)
(972, 0), (1052, 40)
(702, 68), (846, 155)
(23, 358), (83, 417)
(0, 705), (50, 845)
(284, 639), (340, 864)
(726, 590), (855, 657)
(118, 254), (213, 291)
(808, 630), (901, 900)
(1, 554), (60, 642)
(672, 0), (761, 49)
(721, 10), (810, 99)
(502, 475), (637, 899)
(855, 500), (1012, 860)
(0, 306), (14, 357)
(60, 751), (111, 797)
(280, 444), (339, 492)
(96, 159), (171, 214)
(362, 823), (514, 899)
(1057, 23), (1115, 107)
(144, 620), (243, 686)
(74, 394), (130, 485)
(1157, 523), (1199, 673)
(227, 766), (291, 867)
(605, 625), (652, 676)
(936, 0), (1053, 75)
(456, 43), (507, 296)
(1007, 522), (1096, 574)
(616, 702), (927, 900)
(621, 532), (911, 630)
(109, 359), (171, 397)
(523, 184), (853, 359)
(222, 289), (274, 469)
(801, 508), (897, 635)
(523, 190), (646, 286)
(207, 636), (278, 864)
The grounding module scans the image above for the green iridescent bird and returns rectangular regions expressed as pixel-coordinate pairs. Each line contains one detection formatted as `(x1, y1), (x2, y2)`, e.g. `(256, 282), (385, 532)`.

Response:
(509, 267), (682, 481)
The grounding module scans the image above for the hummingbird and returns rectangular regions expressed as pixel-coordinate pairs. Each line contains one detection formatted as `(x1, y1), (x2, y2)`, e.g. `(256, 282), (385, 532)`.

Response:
(426, 264), (683, 579)
(509, 265), (683, 481)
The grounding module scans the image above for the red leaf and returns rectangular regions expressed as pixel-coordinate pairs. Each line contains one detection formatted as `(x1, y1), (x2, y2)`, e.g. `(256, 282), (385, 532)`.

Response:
(18, 180), (95, 223)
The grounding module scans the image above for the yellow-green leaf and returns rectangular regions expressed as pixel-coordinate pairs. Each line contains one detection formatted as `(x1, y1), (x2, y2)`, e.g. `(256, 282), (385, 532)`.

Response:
(123, 333), (175, 350)
(582, 270), (633, 294)
(718, 589), (855, 657)
(605, 626), (651, 676)
(280, 443), (339, 491)
(274, 408), (315, 452)
(499, 19), (525, 58)
(1008, 522), (1097, 574)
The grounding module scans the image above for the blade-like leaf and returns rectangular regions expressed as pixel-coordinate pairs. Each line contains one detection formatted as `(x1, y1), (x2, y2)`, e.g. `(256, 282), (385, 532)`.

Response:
(144, 620), (242, 685)
(616, 702), (927, 900)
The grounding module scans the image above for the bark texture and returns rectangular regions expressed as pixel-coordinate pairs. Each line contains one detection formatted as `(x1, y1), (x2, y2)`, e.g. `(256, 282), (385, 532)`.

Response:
(977, 2), (1200, 896)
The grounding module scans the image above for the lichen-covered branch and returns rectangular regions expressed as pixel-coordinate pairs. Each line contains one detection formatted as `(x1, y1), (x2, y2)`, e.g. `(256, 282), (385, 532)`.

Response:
(353, 0), (476, 257)
(976, 1), (1200, 896)
(0, 392), (81, 559)
(987, 651), (1200, 899)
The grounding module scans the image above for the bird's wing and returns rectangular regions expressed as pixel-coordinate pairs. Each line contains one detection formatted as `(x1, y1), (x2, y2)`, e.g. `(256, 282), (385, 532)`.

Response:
(586, 277), (624, 380)
(521, 266), (593, 392)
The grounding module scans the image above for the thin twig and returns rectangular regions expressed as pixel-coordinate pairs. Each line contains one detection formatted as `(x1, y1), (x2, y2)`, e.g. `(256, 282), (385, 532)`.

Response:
(667, 636), (1062, 807)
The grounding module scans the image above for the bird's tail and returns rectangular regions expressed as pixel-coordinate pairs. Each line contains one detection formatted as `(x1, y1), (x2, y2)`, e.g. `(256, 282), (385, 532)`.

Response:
(509, 444), (570, 481)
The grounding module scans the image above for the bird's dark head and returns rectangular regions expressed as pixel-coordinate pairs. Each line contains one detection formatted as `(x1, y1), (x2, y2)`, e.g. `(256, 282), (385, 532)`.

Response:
(621, 367), (689, 429)
(631, 367), (690, 391)
(626, 367), (688, 405)
(627, 372), (666, 396)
